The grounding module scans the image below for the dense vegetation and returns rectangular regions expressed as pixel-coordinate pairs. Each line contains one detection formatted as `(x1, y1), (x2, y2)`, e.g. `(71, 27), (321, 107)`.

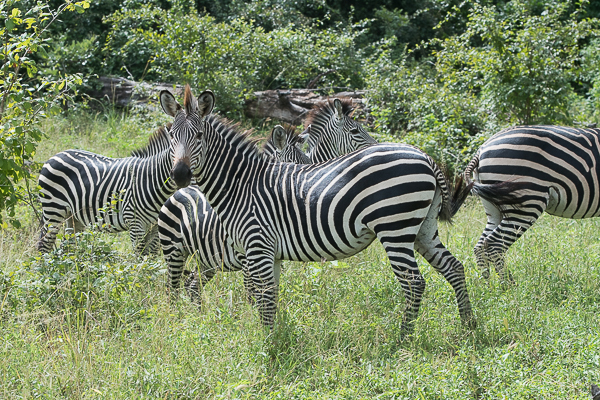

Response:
(1, 0), (600, 397)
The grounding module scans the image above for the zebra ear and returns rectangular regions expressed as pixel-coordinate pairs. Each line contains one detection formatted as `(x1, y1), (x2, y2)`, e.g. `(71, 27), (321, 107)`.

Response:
(197, 90), (215, 118)
(160, 90), (182, 117)
(272, 125), (288, 150)
(333, 99), (343, 120)
(297, 124), (311, 145)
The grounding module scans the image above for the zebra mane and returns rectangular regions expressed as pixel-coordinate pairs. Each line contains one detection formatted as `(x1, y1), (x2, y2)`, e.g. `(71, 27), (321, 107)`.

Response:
(131, 123), (172, 158)
(205, 114), (261, 159)
(304, 98), (354, 150)
(304, 98), (355, 127)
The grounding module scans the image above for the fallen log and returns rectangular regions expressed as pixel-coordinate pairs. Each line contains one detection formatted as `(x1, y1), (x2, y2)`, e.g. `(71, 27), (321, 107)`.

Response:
(88, 77), (183, 109)
(244, 88), (367, 125)
(88, 77), (368, 125)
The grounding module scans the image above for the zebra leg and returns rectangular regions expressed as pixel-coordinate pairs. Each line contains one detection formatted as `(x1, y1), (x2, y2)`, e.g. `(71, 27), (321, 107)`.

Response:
(183, 265), (216, 307)
(474, 198), (503, 280)
(37, 208), (70, 253)
(245, 247), (279, 327)
(164, 240), (190, 295)
(484, 206), (543, 284)
(241, 257), (257, 305)
(415, 226), (476, 330)
(378, 237), (425, 337)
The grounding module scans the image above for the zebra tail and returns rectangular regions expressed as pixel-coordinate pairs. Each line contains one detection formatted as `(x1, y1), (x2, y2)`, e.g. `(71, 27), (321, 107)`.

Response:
(470, 180), (530, 212)
(450, 174), (474, 218)
(448, 151), (481, 218)
(429, 160), (454, 223)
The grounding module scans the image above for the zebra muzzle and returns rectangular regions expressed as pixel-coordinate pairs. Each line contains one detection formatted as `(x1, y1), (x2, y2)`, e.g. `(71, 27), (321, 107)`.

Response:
(171, 161), (193, 188)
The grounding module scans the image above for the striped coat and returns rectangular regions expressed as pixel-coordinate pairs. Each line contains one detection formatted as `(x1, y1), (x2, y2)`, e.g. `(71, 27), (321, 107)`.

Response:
(459, 125), (600, 281)
(169, 109), (475, 337)
(37, 86), (214, 254)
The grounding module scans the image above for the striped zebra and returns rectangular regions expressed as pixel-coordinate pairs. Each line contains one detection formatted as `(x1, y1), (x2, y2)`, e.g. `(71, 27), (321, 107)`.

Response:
(167, 102), (475, 337)
(37, 86), (214, 255)
(458, 125), (600, 282)
(162, 99), (377, 302)
(159, 124), (310, 302)
(304, 98), (377, 162)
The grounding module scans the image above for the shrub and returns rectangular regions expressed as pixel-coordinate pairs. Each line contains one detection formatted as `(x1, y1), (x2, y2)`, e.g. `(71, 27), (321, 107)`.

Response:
(103, 0), (366, 114)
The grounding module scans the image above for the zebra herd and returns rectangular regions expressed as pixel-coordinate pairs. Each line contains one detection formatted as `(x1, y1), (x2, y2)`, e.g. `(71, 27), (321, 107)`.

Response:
(37, 85), (600, 338)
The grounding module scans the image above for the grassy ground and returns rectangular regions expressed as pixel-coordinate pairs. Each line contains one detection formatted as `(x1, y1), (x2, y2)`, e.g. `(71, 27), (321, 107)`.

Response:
(0, 111), (599, 399)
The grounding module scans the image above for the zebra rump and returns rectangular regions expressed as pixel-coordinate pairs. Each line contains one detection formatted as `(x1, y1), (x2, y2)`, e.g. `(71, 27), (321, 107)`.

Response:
(459, 125), (600, 282)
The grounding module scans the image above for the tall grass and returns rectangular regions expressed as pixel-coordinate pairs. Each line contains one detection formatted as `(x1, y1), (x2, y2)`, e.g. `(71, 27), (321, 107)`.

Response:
(0, 112), (598, 399)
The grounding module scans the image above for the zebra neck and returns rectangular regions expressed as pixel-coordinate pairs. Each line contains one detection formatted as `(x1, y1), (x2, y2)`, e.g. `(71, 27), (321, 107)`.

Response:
(139, 149), (178, 200)
(196, 146), (267, 219)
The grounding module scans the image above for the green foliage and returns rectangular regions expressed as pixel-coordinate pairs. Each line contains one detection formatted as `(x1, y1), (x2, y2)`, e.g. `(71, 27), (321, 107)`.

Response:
(2, 228), (163, 315)
(366, 0), (599, 171)
(103, 1), (365, 113)
(435, 0), (597, 125)
(0, 0), (87, 226)
(365, 41), (494, 171)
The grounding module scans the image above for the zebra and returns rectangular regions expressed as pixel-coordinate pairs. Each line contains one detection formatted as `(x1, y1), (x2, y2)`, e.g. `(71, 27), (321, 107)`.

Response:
(456, 125), (600, 282)
(37, 85), (214, 255)
(166, 99), (475, 337)
(158, 124), (310, 303)
(304, 98), (377, 162)
(162, 98), (377, 302)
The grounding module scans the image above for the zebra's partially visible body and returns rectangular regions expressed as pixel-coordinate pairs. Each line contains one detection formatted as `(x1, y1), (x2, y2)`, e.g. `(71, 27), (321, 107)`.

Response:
(37, 86), (214, 254)
(158, 124), (310, 301)
(305, 98), (376, 162)
(460, 125), (600, 281)
(167, 103), (475, 337)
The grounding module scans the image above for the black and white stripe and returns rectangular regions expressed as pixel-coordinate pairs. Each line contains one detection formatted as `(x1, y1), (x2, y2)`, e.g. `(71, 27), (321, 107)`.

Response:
(458, 125), (600, 281)
(37, 86), (214, 254)
(169, 102), (475, 337)
(305, 98), (377, 162)
(158, 124), (310, 302)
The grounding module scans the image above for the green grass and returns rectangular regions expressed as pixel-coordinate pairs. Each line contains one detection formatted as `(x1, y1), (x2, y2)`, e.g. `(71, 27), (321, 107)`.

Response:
(0, 112), (598, 399)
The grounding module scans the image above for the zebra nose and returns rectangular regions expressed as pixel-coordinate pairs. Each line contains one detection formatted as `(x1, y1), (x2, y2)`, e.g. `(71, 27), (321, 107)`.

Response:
(171, 162), (193, 188)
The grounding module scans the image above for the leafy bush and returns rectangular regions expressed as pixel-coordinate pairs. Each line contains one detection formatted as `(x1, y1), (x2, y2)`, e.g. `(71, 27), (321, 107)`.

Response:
(366, 0), (599, 172)
(434, 0), (597, 125)
(0, 0), (88, 226)
(2, 228), (164, 316)
(103, 0), (366, 113)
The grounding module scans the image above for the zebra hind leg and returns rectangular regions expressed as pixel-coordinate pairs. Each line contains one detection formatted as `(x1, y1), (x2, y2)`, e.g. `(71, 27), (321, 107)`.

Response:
(485, 208), (541, 285)
(377, 236), (426, 339)
(415, 226), (476, 330)
(474, 198), (503, 280)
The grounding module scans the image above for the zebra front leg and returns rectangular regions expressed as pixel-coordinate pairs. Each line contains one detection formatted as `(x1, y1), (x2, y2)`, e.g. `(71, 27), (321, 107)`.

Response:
(415, 227), (476, 330)
(245, 247), (279, 327)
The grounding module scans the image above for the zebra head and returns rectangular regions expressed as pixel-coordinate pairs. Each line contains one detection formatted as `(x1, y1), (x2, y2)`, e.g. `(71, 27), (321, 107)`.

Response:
(332, 98), (377, 155)
(305, 98), (376, 162)
(263, 125), (310, 164)
(160, 85), (215, 188)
